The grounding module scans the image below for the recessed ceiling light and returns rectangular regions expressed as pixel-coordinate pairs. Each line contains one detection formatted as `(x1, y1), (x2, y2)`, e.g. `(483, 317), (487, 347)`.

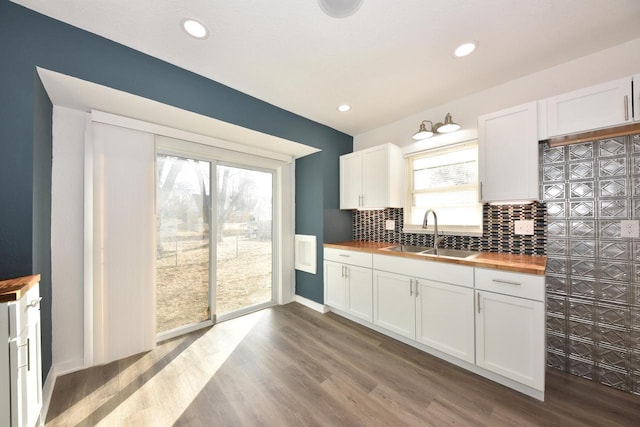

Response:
(318, 0), (364, 18)
(181, 18), (209, 40)
(454, 42), (477, 58)
(337, 104), (351, 112)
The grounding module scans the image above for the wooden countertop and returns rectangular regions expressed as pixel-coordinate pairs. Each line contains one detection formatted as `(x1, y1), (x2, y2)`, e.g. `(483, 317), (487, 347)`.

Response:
(0, 274), (41, 303)
(324, 241), (546, 275)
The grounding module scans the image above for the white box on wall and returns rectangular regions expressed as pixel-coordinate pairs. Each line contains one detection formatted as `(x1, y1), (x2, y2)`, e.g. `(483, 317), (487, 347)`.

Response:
(294, 234), (317, 274)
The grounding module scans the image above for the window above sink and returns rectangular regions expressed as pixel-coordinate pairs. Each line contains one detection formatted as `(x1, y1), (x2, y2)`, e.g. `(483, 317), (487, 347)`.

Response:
(404, 141), (483, 236)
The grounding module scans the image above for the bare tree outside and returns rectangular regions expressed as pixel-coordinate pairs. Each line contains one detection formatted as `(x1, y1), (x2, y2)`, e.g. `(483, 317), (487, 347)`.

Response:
(155, 156), (274, 334)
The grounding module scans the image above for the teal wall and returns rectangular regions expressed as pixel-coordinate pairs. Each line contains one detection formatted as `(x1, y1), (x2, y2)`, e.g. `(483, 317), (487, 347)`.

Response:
(0, 0), (352, 381)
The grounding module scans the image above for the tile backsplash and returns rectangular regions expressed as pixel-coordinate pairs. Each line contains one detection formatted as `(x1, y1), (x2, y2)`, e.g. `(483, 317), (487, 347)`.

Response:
(353, 202), (547, 255)
(542, 134), (640, 395)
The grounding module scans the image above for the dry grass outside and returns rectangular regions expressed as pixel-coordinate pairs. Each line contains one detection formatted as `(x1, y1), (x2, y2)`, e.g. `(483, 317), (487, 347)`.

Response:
(156, 235), (272, 333)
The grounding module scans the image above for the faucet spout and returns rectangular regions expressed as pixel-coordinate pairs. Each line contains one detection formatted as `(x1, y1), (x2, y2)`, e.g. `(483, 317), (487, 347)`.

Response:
(422, 209), (444, 252)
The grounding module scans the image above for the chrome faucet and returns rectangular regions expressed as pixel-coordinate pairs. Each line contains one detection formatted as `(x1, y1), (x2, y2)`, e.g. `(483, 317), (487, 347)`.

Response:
(423, 209), (444, 253)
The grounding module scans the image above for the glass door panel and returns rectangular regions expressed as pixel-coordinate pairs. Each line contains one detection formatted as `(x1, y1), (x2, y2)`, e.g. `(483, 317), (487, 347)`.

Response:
(216, 165), (274, 318)
(156, 154), (212, 335)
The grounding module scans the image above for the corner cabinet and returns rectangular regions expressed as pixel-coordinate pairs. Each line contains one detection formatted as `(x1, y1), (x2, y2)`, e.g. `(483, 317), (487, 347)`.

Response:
(544, 77), (633, 137)
(475, 268), (545, 392)
(340, 143), (404, 209)
(324, 248), (373, 322)
(478, 102), (539, 203)
(1, 280), (43, 427)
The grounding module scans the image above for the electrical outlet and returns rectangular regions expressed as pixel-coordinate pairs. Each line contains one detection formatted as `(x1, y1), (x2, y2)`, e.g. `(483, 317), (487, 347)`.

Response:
(514, 220), (534, 235)
(620, 220), (639, 238)
(385, 220), (395, 231)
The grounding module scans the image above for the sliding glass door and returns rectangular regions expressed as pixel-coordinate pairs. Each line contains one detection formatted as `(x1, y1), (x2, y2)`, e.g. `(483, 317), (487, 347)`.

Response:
(156, 151), (276, 338)
(156, 155), (212, 337)
(216, 164), (274, 320)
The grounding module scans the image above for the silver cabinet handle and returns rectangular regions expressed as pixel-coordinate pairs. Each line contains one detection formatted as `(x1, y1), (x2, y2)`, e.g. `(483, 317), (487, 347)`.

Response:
(492, 279), (522, 286)
(339, 254), (350, 257)
(27, 297), (42, 309)
(479, 181), (483, 201)
(624, 95), (629, 121)
(17, 338), (30, 371)
(344, 266), (348, 279)
(415, 279), (419, 297)
(409, 278), (413, 296)
(477, 292), (481, 314)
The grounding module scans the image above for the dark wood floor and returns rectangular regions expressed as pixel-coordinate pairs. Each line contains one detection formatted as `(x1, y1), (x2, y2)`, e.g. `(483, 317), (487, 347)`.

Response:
(46, 303), (640, 426)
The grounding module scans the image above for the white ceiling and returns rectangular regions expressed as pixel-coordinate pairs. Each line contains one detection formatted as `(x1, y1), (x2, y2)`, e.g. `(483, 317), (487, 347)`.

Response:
(14, 0), (640, 136)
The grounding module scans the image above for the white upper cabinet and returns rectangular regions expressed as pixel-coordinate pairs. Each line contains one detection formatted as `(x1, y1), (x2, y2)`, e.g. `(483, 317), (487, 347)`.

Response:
(340, 143), (403, 209)
(544, 77), (633, 137)
(635, 74), (640, 122)
(478, 101), (539, 203)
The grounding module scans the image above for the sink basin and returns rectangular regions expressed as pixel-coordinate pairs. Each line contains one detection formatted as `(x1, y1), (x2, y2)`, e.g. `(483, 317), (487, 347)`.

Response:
(382, 245), (480, 259)
(421, 248), (480, 259)
(382, 245), (431, 253)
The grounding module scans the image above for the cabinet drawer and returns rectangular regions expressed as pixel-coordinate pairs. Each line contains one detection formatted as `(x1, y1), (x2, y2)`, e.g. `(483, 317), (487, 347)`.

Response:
(9, 284), (40, 338)
(324, 248), (372, 268)
(373, 254), (474, 287)
(475, 268), (544, 301)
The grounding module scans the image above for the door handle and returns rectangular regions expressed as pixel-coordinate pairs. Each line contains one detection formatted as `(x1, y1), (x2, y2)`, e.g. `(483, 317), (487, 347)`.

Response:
(624, 95), (629, 121)
(409, 279), (413, 296)
(477, 292), (481, 314)
(415, 279), (419, 297)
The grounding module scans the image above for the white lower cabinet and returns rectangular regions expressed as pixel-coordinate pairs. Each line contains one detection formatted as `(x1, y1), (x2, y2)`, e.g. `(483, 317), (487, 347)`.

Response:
(1, 281), (43, 427)
(475, 290), (545, 391)
(415, 280), (475, 364)
(372, 271), (415, 339)
(324, 248), (373, 322)
(474, 267), (546, 392)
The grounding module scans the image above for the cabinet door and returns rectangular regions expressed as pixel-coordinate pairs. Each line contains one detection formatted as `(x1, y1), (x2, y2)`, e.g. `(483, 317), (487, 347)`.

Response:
(340, 152), (362, 209)
(25, 313), (42, 427)
(324, 261), (347, 310)
(635, 74), (640, 122)
(415, 280), (474, 363)
(546, 77), (632, 137)
(372, 271), (415, 339)
(362, 146), (389, 208)
(478, 102), (538, 202)
(347, 265), (373, 322)
(475, 291), (545, 391)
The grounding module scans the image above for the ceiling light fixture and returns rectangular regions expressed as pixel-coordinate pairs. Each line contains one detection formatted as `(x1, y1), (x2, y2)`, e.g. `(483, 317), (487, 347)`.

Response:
(318, 0), (364, 18)
(181, 18), (209, 40)
(454, 42), (477, 58)
(412, 113), (461, 140)
(337, 104), (351, 112)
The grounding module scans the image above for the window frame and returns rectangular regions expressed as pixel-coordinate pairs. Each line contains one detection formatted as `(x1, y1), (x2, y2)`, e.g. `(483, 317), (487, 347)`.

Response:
(403, 141), (483, 236)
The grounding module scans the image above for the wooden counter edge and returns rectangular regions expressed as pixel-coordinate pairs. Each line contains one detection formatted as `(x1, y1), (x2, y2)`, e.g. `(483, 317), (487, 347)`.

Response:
(0, 274), (41, 303)
(324, 242), (546, 276)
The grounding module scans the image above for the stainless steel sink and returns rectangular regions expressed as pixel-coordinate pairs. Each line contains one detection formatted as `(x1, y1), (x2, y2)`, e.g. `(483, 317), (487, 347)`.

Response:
(421, 248), (480, 259)
(382, 245), (432, 253)
(382, 245), (480, 259)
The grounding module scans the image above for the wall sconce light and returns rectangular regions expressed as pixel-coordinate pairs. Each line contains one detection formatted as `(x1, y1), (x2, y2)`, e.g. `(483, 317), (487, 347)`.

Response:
(413, 113), (461, 140)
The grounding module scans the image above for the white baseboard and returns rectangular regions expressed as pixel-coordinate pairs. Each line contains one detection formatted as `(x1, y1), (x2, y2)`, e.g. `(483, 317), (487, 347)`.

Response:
(293, 295), (329, 313)
(40, 367), (57, 426)
(54, 358), (85, 377)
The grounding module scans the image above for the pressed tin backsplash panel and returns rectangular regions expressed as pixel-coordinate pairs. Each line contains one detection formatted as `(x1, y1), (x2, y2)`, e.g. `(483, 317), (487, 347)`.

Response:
(542, 134), (640, 395)
(353, 203), (547, 255)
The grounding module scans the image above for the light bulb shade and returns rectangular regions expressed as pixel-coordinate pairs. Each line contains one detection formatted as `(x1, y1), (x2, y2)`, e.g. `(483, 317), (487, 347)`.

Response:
(413, 120), (434, 140)
(436, 113), (460, 133)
